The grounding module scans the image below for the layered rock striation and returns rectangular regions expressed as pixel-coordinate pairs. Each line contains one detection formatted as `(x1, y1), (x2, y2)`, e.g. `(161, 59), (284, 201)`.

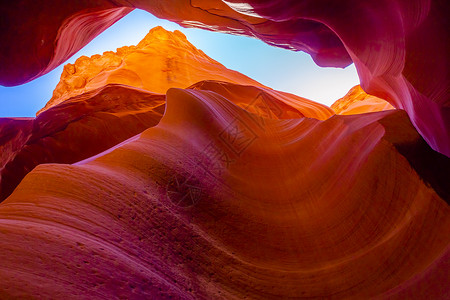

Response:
(0, 78), (336, 203)
(0, 0), (448, 155)
(0, 2), (449, 298)
(0, 81), (448, 299)
(0, 28), (337, 203)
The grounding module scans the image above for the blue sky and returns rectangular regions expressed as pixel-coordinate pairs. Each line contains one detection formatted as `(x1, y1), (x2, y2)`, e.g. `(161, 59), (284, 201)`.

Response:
(0, 9), (359, 117)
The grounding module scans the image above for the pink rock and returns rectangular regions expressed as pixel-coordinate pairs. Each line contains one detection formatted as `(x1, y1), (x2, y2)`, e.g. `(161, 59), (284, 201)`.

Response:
(1, 0), (447, 156)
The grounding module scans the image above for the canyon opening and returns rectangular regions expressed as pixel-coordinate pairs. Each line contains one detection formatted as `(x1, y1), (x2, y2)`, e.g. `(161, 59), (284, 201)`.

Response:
(0, 2), (448, 299)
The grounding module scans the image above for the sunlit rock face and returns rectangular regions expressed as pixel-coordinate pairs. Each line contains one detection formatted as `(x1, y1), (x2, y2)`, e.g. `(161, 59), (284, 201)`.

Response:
(331, 85), (395, 115)
(39, 27), (264, 114)
(1, 0), (448, 156)
(0, 81), (449, 298)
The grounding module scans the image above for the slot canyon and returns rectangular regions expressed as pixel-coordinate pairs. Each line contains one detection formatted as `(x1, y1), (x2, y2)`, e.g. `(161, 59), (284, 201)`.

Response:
(0, 1), (449, 299)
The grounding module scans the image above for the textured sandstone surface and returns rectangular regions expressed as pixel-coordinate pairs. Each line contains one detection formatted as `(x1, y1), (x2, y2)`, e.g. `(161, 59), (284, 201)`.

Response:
(0, 82), (448, 299)
(39, 26), (264, 114)
(0, 28), (334, 204)
(0, 1), (449, 298)
(0, 78), (334, 204)
(1, 0), (447, 156)
(331, 85), (395, 115)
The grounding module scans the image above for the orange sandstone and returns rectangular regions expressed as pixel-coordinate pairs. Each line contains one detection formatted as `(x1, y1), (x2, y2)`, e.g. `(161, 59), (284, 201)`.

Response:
(331, 85), (395, 115)
(0, 82), (448, 299)
(0, 2), (448, 296)
(39, 26), (264, 114)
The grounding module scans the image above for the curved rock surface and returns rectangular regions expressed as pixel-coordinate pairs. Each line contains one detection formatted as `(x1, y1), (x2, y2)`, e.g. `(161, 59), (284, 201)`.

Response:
(0, 2), (449, 298)
(1, 0), (448, 156)
(0, 84), (165, 202)
(188, 80), (334, 120)
(0, 79), (333, 203)
(331, 85), (395, 115)
(39, 26), (264, 114)
(0, 3), (133, 86)
(0, 83), (448, 299)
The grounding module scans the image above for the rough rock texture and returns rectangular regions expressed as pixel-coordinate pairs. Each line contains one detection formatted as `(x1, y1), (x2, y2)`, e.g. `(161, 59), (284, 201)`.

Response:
(0, 84), (165, 202)
(0, 82), (448, 299)
(1, 0), (448, 156)
(39, 26), (264, 114)
(331, 85), (395, 115)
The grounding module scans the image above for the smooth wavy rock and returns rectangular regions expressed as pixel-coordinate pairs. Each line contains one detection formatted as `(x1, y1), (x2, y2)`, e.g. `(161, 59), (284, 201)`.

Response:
(0, 3), (132, 86)
(39, 26), (264, 114)
(331, 85), (395, 115)
(0, 79), (332, 203)
(188, 80), (334, 120)
(1, 1), (448, 156)
(0, 84), (165, 202)
(0, 83), (448, 299)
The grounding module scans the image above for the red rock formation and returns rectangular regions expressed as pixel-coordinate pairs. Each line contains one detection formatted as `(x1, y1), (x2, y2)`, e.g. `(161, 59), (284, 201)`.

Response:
(0, 82), (448, 298)
(0, 79), (333, 203)
(0, 2), (133, 86)
(331, 85), (395, 115)
(0, 84), (165, 202)
(1, 0), (448, 156)
(39, 26), (264, 114)
(0, 2), (449, 298)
